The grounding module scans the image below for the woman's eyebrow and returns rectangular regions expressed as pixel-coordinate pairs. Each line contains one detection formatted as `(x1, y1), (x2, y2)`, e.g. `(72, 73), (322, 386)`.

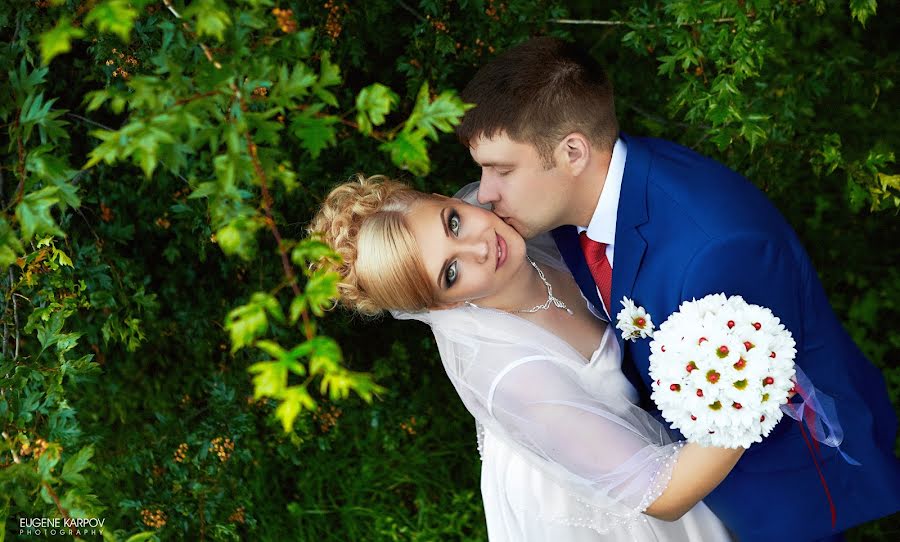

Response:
(437, 206), (450, 288)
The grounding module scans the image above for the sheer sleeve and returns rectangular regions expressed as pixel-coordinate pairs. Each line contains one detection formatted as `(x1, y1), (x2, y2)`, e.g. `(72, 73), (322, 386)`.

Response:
(400, 306), (685, 531)
(488, 353), (683, 514)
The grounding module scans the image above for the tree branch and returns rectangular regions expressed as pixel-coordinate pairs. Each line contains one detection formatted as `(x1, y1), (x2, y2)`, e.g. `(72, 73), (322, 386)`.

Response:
(394, 0), (426, 22)
(1, 431), (20, 464)
(10, 269), (19, 360)
(42, 481), (72, 522)
(66, 112), (116, 132)
(548, 17), (735, 28)
(233, 85), (315, 339)
(2, 269), (8, 360)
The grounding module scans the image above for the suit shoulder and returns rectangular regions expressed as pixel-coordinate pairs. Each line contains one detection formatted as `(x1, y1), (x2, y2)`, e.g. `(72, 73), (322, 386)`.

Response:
(631, 137), (787, 236)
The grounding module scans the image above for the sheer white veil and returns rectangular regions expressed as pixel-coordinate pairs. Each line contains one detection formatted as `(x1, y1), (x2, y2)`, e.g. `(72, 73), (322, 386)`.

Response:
(391, 183), (684, 533)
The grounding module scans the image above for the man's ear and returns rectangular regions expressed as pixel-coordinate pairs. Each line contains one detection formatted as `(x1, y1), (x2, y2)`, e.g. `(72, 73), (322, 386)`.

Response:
(557, 133), (591, 176)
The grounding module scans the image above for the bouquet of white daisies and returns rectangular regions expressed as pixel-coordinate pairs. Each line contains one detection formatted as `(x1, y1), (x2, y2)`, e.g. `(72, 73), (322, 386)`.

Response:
(647, 294), (797, 448)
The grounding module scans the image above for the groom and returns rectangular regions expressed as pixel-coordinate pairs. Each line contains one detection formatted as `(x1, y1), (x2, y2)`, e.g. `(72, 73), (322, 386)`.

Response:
(456, 37), (900, 541)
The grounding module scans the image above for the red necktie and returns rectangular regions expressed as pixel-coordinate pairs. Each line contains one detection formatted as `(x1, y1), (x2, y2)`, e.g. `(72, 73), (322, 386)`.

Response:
(579, 232), (612, 316)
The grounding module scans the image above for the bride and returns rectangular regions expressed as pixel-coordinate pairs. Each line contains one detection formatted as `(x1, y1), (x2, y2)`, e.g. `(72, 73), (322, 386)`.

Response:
(309, 174), (740, 541)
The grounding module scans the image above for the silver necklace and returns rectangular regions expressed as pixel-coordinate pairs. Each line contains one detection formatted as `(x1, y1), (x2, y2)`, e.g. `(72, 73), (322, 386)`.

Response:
(467, 256), (573, 315)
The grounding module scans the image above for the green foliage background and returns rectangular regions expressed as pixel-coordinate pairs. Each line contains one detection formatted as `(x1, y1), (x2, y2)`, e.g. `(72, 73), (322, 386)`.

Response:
(1, 0), (897, 540)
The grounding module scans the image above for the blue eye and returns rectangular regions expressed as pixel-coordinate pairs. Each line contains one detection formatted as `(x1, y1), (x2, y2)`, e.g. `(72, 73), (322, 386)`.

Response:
(446, 261), (458, 287)
(448, 210), (460, 236)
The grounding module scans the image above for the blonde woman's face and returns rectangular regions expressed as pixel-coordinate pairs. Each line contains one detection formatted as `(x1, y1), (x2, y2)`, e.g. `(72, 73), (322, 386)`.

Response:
(407, 198), (529, 308)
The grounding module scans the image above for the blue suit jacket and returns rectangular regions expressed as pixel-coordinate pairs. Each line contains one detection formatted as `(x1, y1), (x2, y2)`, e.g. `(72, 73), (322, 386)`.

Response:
(552, 134), (900, 541)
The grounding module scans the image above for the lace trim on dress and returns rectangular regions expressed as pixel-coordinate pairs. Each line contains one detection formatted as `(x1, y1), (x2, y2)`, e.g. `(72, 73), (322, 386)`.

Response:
(511, 441), (685, 534)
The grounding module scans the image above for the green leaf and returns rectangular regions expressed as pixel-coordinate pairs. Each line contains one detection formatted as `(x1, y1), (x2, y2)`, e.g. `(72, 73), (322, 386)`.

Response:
(380, 132), (430, 176)
(850, 0), (877, 26)
(61, 445), (94, 485)
(406, 84), (472, 141)
(274, 62), (317, 99)
(0, 218), (23, 269)
(355, 83), (398, 135)
(289, 295), (307, 325)
(290, 114), (337, 158)
(123, 533), (158, 542)
(85, 0), (139, 42)
(15, 186), (63, 241)
(311, 51), (341, 106)
(216, 217), (262, 261)
(254, 291), (285, 323)
(304, 272), (340, 317)
(275, 386), (316, 432)
(0, 495), (8, 542)
(35, 310), (66, 352)
(224, 292), (284, 353)
(8, 61), (48, 103)
(291, 238), (340, 268)
(39, 17), (86, 65)
(26, 147), (80, 210)
(225, 300), (267, 353)
(19, 92), (68, 143)
(255, 339), (287, 359)
(248, 360), (286, 398)
(318, 52), (341, 87)
(186, 0), (232, 42)
(303, 336), (342, 375)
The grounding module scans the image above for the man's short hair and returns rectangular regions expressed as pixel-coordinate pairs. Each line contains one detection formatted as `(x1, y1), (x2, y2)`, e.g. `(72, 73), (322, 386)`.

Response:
(457, 37), (618, 166)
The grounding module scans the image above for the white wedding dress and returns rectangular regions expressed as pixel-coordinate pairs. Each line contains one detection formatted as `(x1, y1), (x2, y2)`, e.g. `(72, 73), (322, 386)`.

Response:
(478, 324), (733, 541)
(393, 224), (734, 542)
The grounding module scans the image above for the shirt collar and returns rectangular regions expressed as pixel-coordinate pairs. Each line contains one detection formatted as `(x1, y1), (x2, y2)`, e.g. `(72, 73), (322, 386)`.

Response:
(577, 137), (627, 246)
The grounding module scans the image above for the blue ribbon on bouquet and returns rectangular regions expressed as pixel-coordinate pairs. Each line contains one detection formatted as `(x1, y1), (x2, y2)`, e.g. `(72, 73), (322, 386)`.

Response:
(779, 365), (860, 529)
(779, 366), (861, 466)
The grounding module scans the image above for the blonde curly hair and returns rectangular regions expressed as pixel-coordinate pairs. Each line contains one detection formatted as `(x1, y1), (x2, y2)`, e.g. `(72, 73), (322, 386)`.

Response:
(308, 174), (442, 316)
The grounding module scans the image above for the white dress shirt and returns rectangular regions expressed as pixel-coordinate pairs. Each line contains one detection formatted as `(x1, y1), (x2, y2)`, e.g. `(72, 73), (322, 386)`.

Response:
(577, 137), (627, 317)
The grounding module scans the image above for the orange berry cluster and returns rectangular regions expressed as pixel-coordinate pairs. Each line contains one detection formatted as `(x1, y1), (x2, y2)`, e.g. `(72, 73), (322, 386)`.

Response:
(399, 416), (417, 436)
(100, 202), (114, 222)
(485, 0), (506, 21)
(141, 508), (167, 529)
(209, 436), (235, 462)
(323, 0), (348, 40)
(246, 394), (267, 407)
(155, 216), (171, 229)
(272, 8), (298, 34)
(473, 38), (495, 55)
(252, 86), (268, 98)
(228, 506), (246, 524)
(173, 442), (188, 463)
(426, 15), (448, 34)
(314, 405), (342, 433)
(20, 437), (50, 458)
(179, 393), (191, 406)
(107, 48), (139, 79)
(152, 464), (166, 478)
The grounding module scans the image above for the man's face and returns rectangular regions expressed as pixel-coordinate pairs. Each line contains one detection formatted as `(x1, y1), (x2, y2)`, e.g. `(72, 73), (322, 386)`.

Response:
(469, 132), (573, 239)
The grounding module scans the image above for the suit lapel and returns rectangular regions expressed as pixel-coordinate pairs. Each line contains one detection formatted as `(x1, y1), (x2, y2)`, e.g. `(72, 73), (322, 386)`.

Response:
(611, 133), (651, 360)
(551, 226), (605, 319)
